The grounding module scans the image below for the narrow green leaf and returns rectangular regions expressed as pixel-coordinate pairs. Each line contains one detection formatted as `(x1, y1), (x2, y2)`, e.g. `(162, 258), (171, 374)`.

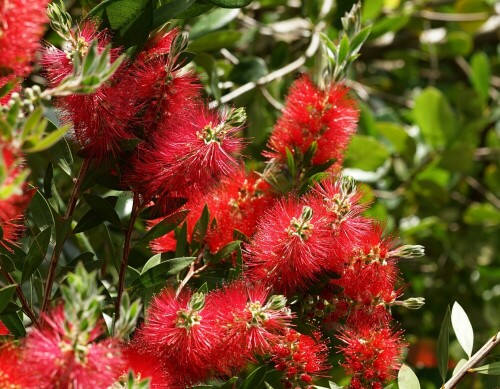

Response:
(29, 191), (55, 231)
(337, 34), (350, 65)
(175, 222), (188, 257)
(23, 124), (72, 153)
(188, 30), (242, 52)
(0, 285), (17, 315)
(437, 306), (451, 383)
(48, 136), (73, 177)
(470, 362), (500, 375)
(205, 0), (252, 8)
(21, 227), (52, 283)
(397, 364), (420, 389)
(469, 52), (490, 103)
(134, 209), (189, 247)
(43, 163), (54, 198)
(349, 25), (371, 56)
(83, 193), (121, 228)
(285, 147), (296, 178)
(0, 78), (17, 98)
(190, 8), (240, 39)
(86, 0), (153, 51)
(153, 0), (196, 29)
(0, 312), (26, 337)
(192, 205), (209, 248)
(241, 365), (268, 389)
(213, 240), (241, 263)
(141, 254), (161, 275)
(22, 107), (44, 140)
(451, 302), (474, 358)
(176, 1), (214, 19)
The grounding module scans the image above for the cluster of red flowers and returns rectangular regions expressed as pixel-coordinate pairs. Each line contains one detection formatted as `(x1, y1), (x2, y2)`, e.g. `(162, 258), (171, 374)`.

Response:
(0, 5), (420, 388)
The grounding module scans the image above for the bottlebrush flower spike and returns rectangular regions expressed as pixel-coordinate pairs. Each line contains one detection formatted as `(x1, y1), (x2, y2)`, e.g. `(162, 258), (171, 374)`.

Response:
(245, 198), (332, 294)
(208, 281), (293, 373)
(0, 142), (34, 251)
(42, 21), (136, 159)
(339, 323), (406, 389)
(271, 329), (330, 388)
(0, 320), (9, 336)
(0, 343), (29, 388)
(137, 288), (218, 385)
(22, 305), (123, 389)
(264, 74), (358, 166)
(124, 30), (201, 134)
(0, 0), (49, 79)
(131, 106), (246, 203)
(119, 344), (179, 388)
(307, 175), (371, 273)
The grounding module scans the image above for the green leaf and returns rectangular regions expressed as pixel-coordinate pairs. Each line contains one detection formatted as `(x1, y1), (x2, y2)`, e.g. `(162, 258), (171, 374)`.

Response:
(229, 57), (268, 84)
(48, 137), (73, 177)
(344, 135), (389, 171)
(213, 240), (241, 263)
(152, 0), (196, 29)
(141, 253), (161, 274)
(43, 163), (54, 198)
(376, 122), (416, 162)
(437, 306), (451, 383)
(0, 312), (26, 337)
(0, 285), (17, 315)
(73, 196), (119, 233)
(0, 78), (17, 98)
(337, 34), (350, 65)
(23, 124), (72, 153)
(469, 52), (491, 103)
(463, 203), (500, 227)
(205, 0), (252, 8)
(397, 364), (420, 389)
(451, 302), (474, 358)
(129, 257), (196, 292)
(29, 191), (55, 231)
(285, 147), (296, 178)
(176, 1), (214, 18)
(188, 30), (242, 52)
(452, 358), (468, 377)
(241, 365), (268, 389)
(192, 205), (210, 248)
(87, 0), (153, 51)
(83, 193), (121, 228)
(349, 25), (371, 57)
(134, 209), (189, 247)
(21, 227), (52, 283)
(470, 362), (500, 375)
(175, 222), (188, 257)
(413, 87), (457, 149)
(190, 8), (240, 38)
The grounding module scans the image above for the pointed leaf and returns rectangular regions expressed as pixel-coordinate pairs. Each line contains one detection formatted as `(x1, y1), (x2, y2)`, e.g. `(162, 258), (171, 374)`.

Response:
(134, 209), (189, 247)
(152, 0), (196, 29)
(21, 227), (52, 283)
(241, 365), (268, 389)
(83, 193), (121, 228)
(452, 358), (468, 377)
(205, 0), (252, 8)
(23, 124), (72, 153)
(0, 285), (17, 314)
(437, 306), (451, 383)
(470, 362), (500, 375)
(0, 312), (26, 337)
(451, 302), (474, 358)
(397, 364), (420, 389)
(29, 190), (55, 230)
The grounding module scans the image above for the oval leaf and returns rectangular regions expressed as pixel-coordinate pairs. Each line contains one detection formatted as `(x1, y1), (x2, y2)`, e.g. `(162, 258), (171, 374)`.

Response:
(451, 302), (474, 358)
(398, 364), (420, 389)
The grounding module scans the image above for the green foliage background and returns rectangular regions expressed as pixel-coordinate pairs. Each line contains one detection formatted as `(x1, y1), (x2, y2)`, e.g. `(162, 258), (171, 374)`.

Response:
(13, 0), (500, 387)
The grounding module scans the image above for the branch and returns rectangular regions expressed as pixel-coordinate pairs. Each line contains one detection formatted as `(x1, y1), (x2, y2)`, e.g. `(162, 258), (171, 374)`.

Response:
(209, 22), (324, 109)
(443, 330), (500, 389)
(41, 158), (91, 313)
(415, 10), (490, 22)
(1, 270), (39, 328)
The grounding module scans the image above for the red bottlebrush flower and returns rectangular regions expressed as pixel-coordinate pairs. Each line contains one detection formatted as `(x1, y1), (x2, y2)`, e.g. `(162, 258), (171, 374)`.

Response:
(23, 305), (123, 389)
(264, 75), (358, 166)
(0, 343), (29, 388)
(0, 0), (49, 78)
(0, 320), (9, 336)
(0, 142), (34, 251)
(42, 21), (136, 159)
(131, 106), (245, 203)
(137, 287), (218, 385)
(124, 29), (201, 134)
(245, 198), (332, 294)
(119, 343), (179, 388)
(307, 175), (371, 274)
(338, 323), (406, 388)
(207, 281), (292, 374)
(271, 329), (330, 388)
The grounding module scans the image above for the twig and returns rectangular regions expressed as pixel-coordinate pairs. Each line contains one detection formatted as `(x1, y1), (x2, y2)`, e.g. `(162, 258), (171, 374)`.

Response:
(41, 158), (91, 313)
(443, 330), (500, 389)
(415, 10), (490, 22)
(1, 270), (40, 328)
(209, 22), (324, 109)
(115, 192), (140, 320)
(176, 262), (196, 298)
(466, 176), (500, 210)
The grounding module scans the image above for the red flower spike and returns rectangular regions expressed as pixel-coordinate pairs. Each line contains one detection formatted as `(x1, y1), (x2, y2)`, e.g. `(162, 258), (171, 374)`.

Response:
(0, 320), (9, 336)
(119, 343), (179, 388)
(0, 343), (29, 388)
(42, 21), (137, 159)
(0, 142), (34, 251)
(271, 329), (330, 388)
(207, 281), (293, 374)
(131, 106), (246, 203)
(338, 324), (406, 388)
(137, 287), (218, 385)
(0, 0), (49, 78)
(264, 75), (358, 166)
(245, 198), (332, 294)
(22, 305), (123, 389)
